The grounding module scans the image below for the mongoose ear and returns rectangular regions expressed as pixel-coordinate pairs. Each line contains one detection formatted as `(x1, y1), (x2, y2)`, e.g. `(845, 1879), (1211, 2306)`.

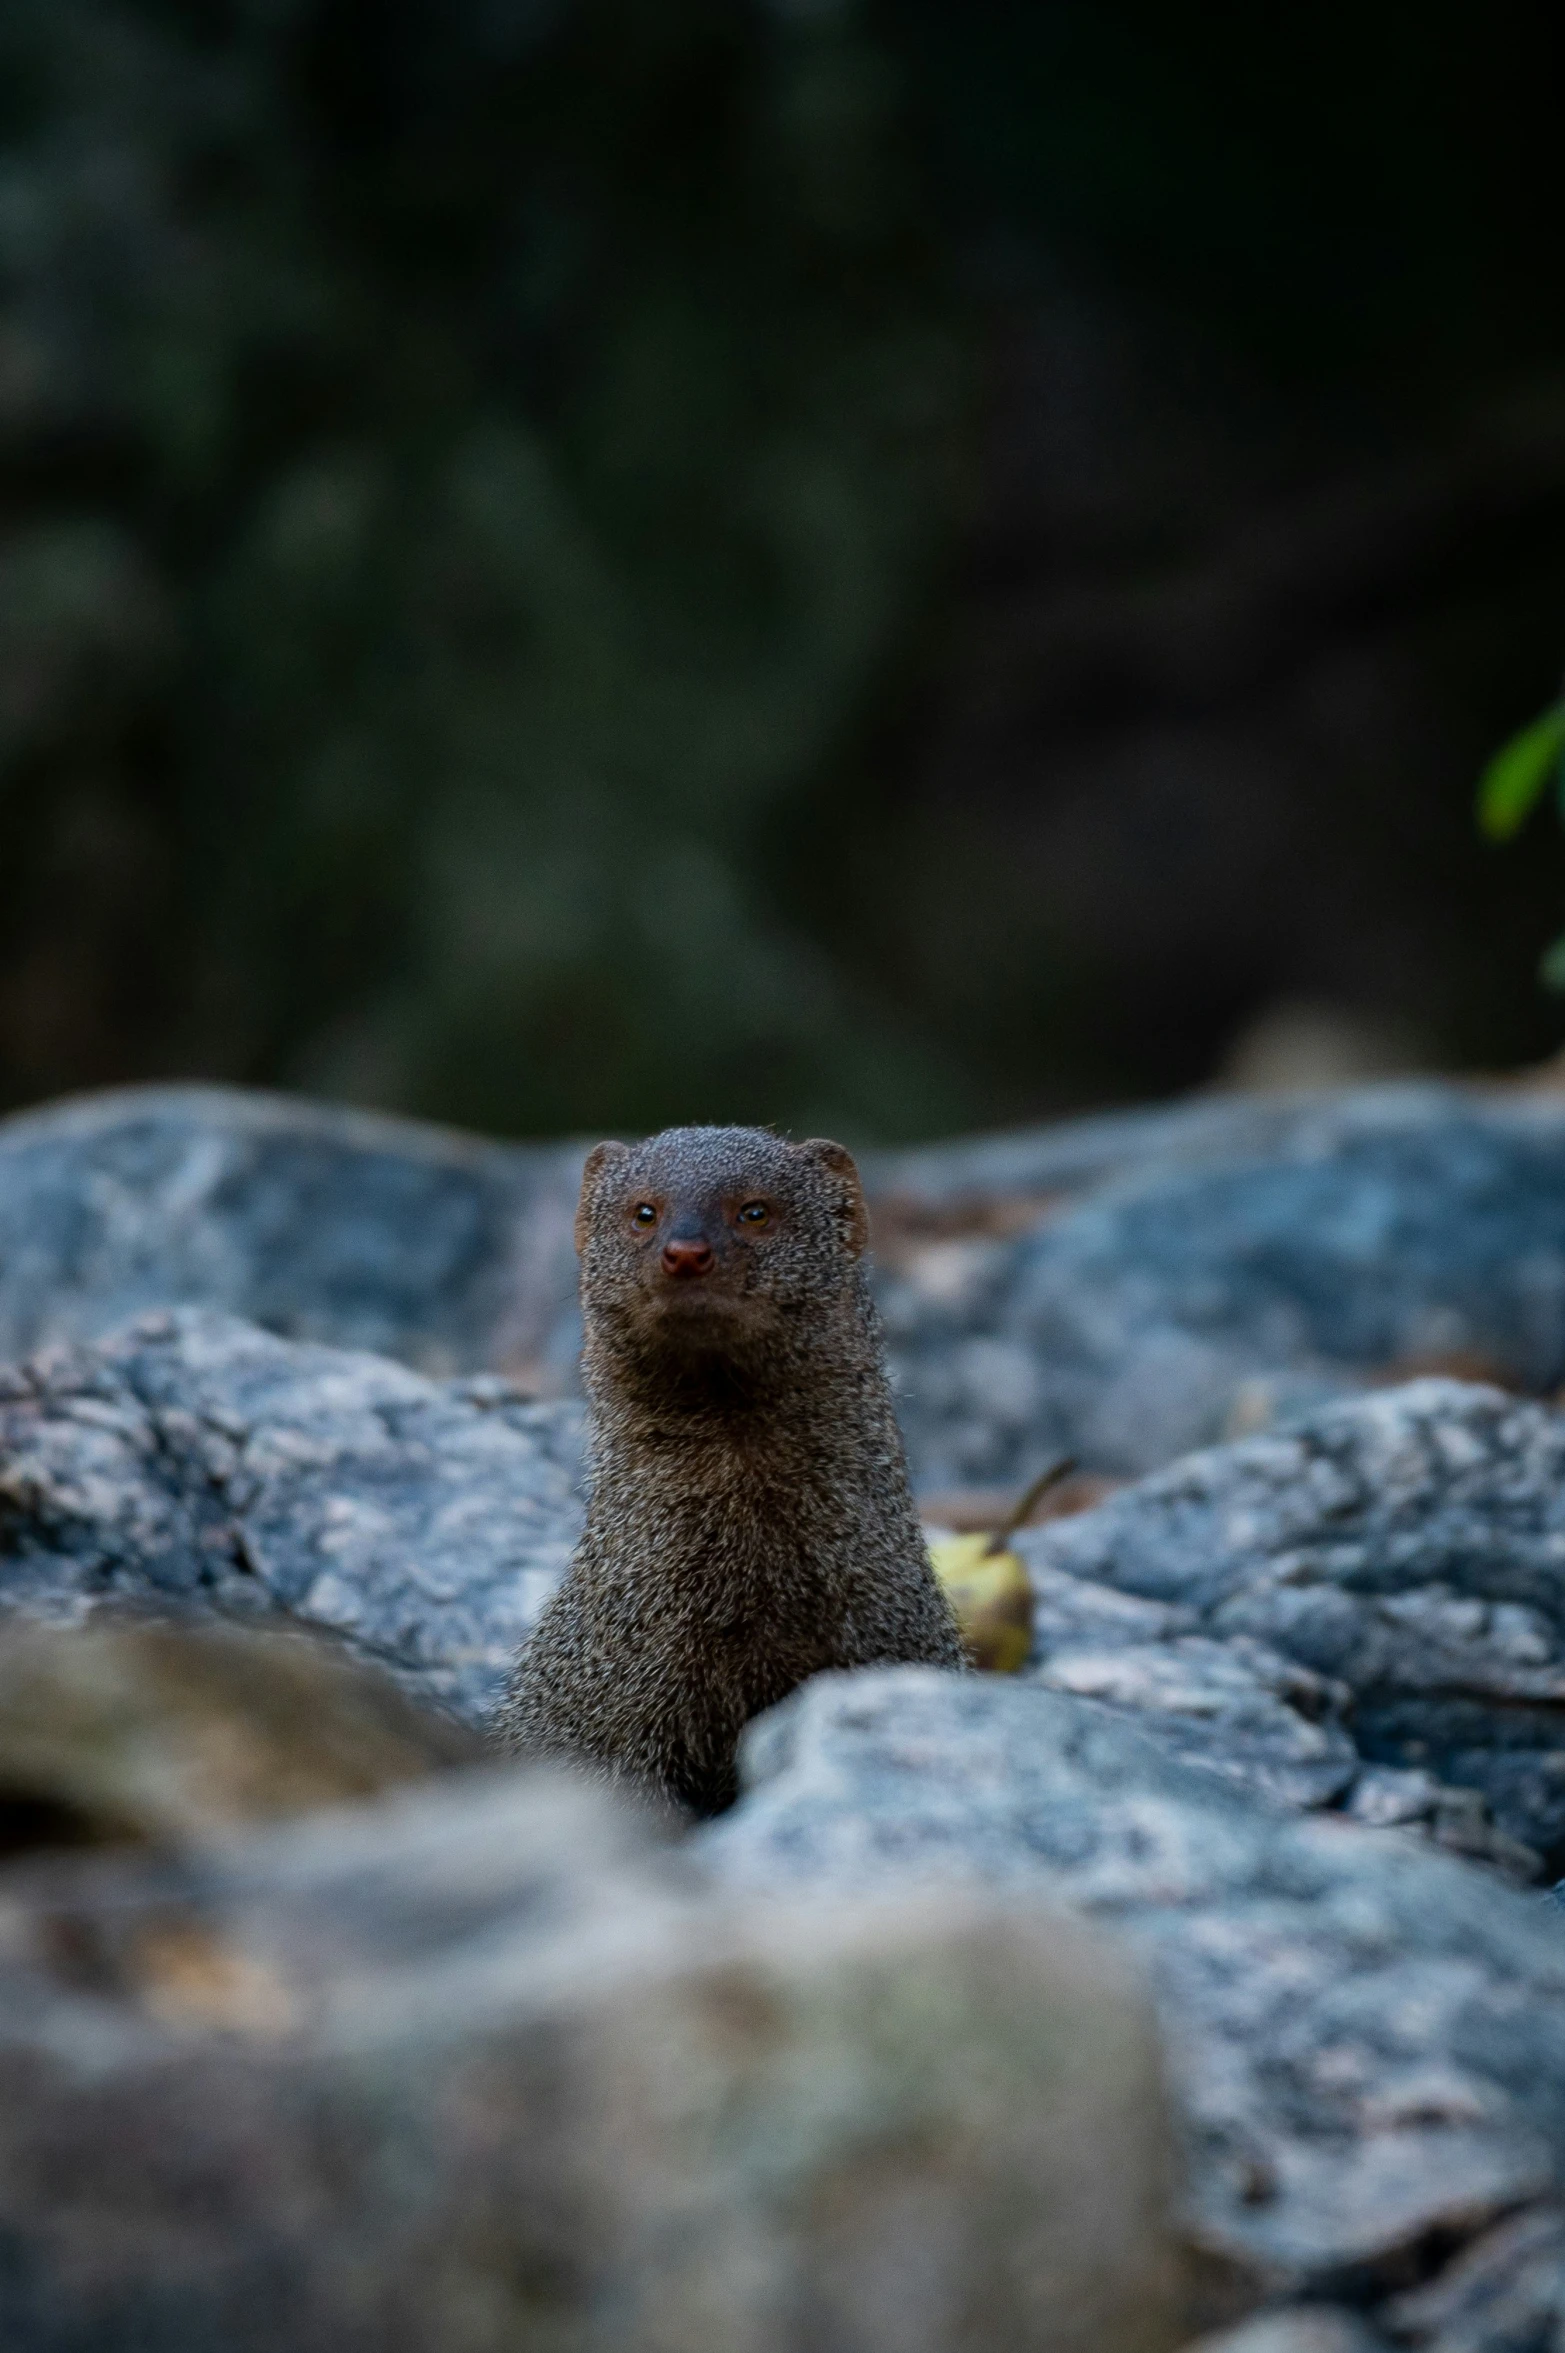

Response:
(796, 1138), (870, 1258)
(575, 1141), (629, 1255)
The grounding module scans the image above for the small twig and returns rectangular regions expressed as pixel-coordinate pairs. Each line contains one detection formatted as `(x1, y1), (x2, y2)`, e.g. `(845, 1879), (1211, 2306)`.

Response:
(981, 1456), (1078, 1555)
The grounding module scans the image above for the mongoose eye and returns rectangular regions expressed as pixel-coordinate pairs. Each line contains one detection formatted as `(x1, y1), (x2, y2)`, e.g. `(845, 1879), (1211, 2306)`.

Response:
(736, 1200), (770, 1227)
(631, 1202), (658, 1227)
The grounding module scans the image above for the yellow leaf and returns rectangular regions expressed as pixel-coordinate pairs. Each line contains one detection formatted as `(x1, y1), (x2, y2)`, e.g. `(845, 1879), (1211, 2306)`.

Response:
(930, 1532), (1034, 1674)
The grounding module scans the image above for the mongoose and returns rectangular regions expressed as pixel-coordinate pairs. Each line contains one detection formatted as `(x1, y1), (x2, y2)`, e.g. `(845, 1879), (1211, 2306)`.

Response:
(501, 1125), (967, 1815)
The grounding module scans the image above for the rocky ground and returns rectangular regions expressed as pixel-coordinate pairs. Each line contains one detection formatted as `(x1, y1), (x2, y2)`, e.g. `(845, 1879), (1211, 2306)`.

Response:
(3, 1079), (1565, 2347)
(0, 1305), (583, 1722)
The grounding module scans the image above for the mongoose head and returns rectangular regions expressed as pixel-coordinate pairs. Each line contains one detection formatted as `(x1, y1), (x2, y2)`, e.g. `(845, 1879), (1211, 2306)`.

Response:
(574, 1125), (870, 1371)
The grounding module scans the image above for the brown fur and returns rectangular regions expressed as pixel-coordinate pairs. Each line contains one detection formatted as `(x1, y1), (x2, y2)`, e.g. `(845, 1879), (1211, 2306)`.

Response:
(500, 1125), (966, 1814)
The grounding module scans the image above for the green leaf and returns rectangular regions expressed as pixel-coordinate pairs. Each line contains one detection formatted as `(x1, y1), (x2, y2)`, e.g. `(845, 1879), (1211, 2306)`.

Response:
(1477, 702), (1565, 840)
(1539, 932), (1565, 993)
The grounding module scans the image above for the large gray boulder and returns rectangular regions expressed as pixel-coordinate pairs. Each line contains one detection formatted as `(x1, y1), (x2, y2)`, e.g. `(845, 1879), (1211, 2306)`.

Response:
(0, 1761), (1188, 2353)
(879, 1085), (1565, 1483)
(1019, 1378), (1565, 1868)
(704, 1669), (1565, 2318)
(1027, 1632), (1360, 1816)
(0, 1307), (583, 1723)
(866, 1082), (1474, 1227)
(0, 1085), (585, 1384)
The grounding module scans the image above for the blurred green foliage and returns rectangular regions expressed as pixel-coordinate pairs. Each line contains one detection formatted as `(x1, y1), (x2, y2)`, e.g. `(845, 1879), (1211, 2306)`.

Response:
(1478, 700), (1565, 989)
(1478, 706), (1565, 845)
(3, 0), (1565, 1138)
(0, 0), (970, 1135)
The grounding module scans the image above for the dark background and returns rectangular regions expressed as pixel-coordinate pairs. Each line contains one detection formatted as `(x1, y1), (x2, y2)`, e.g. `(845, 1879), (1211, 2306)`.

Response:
(3, 0), (1564, 1144)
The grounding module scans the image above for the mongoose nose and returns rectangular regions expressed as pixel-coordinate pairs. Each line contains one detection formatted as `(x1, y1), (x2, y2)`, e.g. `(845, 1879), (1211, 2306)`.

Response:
(661, 1236), (714, 1279)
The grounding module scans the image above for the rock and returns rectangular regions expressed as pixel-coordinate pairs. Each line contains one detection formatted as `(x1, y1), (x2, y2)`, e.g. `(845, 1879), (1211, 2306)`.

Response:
(1181, 2313), (1387, 2353)
(0, 1763), (1189, 2353)
(0, 1084), (585, 1385)
(1024, 1551), (1199, 1649)
(864, 1085), (1461, 1232)
(1343, 1772), (1541, 1883)
(1020, 1379), (1565, 1866)
(1382, 2203), (1565, 2350)
(0, 1307), (583, 1723)
(704, 1669), (1565, 2310)
(880, 1088), (1565, 1484)
(1345, 1768), (1454, 1830)
(0, 1620), (481, 1856)
(1030, 1635), (1358, 1812)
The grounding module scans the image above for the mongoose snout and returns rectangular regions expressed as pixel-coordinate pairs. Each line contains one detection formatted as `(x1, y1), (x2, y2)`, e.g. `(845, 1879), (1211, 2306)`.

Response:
(502, 1123), (968, 1815)
(660, 1233), (714, 1279)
